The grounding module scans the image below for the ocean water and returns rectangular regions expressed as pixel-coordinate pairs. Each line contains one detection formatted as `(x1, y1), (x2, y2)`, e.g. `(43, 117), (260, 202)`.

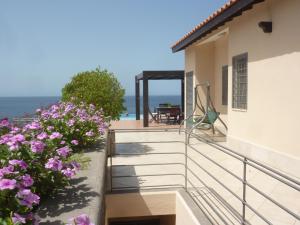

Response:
(0, 97), (60, 119)
(0, 96), (181, 120)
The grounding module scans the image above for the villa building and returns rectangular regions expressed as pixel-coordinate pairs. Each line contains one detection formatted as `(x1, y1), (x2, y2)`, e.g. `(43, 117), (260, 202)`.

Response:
(172, 0), (300, 176)
(104, 0), (300, 224)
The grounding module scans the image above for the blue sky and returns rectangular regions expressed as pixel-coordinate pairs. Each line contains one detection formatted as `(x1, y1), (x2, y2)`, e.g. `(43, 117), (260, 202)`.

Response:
(0, 0), (227, 97)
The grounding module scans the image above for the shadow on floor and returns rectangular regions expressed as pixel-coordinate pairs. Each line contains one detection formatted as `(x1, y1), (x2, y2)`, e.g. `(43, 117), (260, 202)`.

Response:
(38, 176), (99, 224)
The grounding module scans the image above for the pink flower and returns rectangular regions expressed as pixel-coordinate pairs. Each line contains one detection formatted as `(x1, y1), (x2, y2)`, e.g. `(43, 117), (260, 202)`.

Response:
(49, 132), (63, 140)
(41, 111), (51, 119)
(0, 178), (17, 190)
(47, 126), (54, 131)
(30, 141), (45, 153)
(9, 159), (28, 170)
(68, 214), (94, 225)
(74, 214), (94, 225)
(7, 143), (20, 151)
(37, 132), (48, 140)
(51, 104), (59, 112)
(6, 134), (26, 151)
(56, 146), (71, 158)
(14, 134), (25, 142)
(24, 121), (41, 130)
(17, 189), (40, 208)
(65, 103), (75, 113)
(45, 157), (63, 171)
(71, 161), (81, 171)
(89, 104), (95, 111)
(85, 131), (94, 137)
(67, 119), (75, 127)
(52, 113), (60, 119)
(21, 174), (34, 187)
(12, 213), (26, 224)
(62, 168), (76, 178)
(11, 127), (21, 134)
(71, 140), (79, 145)
(0, 118), (10, 128)
(0, 134), (12, 144)
(0, 165), (15, 178)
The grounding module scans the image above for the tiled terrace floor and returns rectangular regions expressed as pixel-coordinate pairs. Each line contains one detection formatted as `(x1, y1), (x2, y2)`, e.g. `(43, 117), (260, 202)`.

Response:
(110, 130), (300, 225)
(110, 120), (180, 130)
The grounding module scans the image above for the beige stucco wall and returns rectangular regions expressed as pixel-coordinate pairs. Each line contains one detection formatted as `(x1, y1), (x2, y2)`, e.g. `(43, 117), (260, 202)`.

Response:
(184, 32), (229, 126)
(227, 0), (300, 158)
(105, 192), (176, 220)
(184, 0), (300, 164)
(184, 46), (196, 118)
(186, 42), (216, 116)
(175, 194), (201, 225)
(105, 191), (204, 225)
(214, 35), (228, 115)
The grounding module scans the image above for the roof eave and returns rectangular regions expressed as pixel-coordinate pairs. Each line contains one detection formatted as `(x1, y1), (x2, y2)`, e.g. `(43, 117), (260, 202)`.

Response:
(172, 0), (265, 53)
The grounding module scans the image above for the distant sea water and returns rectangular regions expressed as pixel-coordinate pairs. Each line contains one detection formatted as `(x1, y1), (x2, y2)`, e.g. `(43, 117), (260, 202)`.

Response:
(0, 96), (181, 120)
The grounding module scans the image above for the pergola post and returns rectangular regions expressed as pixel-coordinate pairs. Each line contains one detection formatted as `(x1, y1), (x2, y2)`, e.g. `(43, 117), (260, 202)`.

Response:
(181, 78), (185, 113)
(135, 76), (140, 120)
(143, 76), (149, 127)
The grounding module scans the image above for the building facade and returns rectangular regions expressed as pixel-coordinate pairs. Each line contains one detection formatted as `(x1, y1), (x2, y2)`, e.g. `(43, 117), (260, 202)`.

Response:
(172, 0), (300, 176)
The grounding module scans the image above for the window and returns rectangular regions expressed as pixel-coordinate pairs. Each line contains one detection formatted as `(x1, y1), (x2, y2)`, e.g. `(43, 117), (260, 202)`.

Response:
(232, 53), (248, 109)
(222, 65), (228, 106)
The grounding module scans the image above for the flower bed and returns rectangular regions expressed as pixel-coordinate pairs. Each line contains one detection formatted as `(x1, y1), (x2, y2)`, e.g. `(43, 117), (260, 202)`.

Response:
(0, 102), (107, 224)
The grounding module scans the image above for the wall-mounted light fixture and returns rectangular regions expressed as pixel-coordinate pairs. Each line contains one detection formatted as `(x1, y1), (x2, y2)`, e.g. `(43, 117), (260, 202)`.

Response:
(258, 21), (272, 33)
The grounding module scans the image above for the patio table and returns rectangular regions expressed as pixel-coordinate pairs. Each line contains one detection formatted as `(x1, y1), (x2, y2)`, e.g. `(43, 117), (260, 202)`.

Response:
(155, 106), (181, 123)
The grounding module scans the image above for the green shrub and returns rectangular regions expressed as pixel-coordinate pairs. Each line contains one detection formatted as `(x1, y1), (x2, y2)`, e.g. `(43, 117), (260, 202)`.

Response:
(62, 68), (125, 120)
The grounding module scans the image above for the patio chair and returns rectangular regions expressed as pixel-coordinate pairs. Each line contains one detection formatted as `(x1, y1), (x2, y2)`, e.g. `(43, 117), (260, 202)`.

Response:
(167, 107), (181, 124)
(157, 104), (169, 122)
(148, 106), (159, 123)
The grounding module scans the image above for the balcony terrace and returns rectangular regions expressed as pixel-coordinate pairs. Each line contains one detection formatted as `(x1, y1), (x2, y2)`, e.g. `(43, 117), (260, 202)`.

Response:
(106, 121), (300, 225)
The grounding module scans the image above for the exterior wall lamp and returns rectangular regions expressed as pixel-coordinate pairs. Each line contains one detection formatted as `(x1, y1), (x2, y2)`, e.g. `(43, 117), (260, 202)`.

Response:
(258, 21), (272, 33)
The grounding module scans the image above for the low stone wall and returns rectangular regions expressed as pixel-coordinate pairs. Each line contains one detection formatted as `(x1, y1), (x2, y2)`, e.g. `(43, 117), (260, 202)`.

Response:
(37, 137), (108, 225)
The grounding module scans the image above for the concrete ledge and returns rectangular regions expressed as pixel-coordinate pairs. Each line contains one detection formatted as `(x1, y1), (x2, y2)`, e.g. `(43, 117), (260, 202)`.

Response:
(37, 138), (108, 225)
(227, 135), (300, 179)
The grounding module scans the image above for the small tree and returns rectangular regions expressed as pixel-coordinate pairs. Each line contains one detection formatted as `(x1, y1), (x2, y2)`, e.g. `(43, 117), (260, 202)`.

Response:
(62, 68), (125, 120)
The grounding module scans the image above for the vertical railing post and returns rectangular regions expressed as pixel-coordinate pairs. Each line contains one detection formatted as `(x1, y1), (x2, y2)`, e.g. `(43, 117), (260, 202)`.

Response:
(109, 130), (113, 193)
(185, 131), (188, 191)
(242, 157), (247, 224)
(110, 153), (113, 192)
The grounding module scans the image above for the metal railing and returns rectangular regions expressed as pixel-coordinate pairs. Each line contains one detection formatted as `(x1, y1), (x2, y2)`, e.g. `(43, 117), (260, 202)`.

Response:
(107, 128), (300, 225)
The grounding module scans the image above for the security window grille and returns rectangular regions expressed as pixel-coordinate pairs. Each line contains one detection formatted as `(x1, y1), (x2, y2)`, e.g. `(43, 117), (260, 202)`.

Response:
(232, 53), (248, 109)
(222, 65), (228, 106)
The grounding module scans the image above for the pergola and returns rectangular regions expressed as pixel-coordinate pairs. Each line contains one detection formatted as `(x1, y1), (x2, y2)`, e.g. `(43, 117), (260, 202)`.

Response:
(135, 70), (185, 127)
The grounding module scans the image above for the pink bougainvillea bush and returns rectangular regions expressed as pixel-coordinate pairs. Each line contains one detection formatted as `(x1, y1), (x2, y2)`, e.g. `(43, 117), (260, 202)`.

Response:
(37, 102), (107, 150)
(0, 102), (107, 224)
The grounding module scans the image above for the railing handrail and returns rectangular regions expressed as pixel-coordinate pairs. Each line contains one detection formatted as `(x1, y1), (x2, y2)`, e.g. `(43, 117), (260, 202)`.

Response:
(188, 131), (300, 189)
(108, 128), (300, 224)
